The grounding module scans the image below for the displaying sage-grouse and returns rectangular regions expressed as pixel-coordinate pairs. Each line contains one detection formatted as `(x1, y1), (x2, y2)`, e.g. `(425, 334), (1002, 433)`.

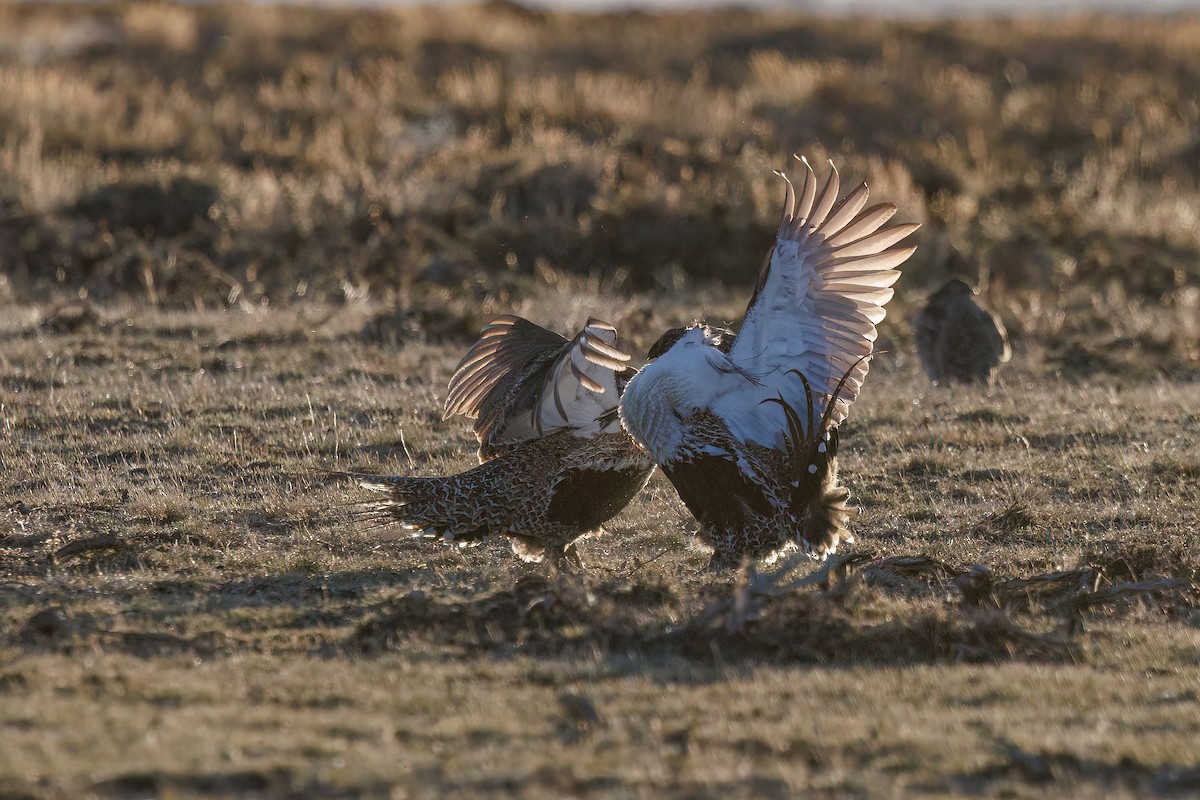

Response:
(348, 316), (654, 568)
(915, 278), (1011, 385)
(619, 157), (920, 567)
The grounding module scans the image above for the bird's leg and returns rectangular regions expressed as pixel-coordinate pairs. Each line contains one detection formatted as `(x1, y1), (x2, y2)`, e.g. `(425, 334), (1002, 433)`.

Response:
(753, 546), (835, 597)
(723, 560), (761, 634)
(562, 541), (584, 571)
(704, 552), (737, 573)
(546, 542), (586, 576)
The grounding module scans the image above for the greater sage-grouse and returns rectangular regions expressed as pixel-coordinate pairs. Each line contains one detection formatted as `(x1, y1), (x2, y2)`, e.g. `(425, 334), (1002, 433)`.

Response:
(915, 278), (1010, 385)
(348, 316), (654, 568)
(619, 157), (919, 567)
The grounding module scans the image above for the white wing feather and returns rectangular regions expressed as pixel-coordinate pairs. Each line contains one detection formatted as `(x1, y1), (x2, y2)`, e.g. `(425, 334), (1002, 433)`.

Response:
(447, 316), (632, 452)
(719, 157), (919, 436)
(622, 158), (919, 459)
(529, 318), (631, 439)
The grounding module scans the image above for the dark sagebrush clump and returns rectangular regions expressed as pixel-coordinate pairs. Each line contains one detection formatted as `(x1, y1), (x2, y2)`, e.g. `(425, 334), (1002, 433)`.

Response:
(0, 4), (1197, 365)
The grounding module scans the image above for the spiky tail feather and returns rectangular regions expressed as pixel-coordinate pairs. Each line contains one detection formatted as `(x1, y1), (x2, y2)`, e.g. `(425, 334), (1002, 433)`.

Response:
(795, 445), (858, 559)
(339, 471), (492, 545)
(764, 356), (872, 559)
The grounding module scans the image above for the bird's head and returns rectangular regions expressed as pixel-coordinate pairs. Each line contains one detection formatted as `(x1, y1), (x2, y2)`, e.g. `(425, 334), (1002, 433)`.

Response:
(647, 327), (689, 361)
(935, 278), (978, 298)
(647, 323), (734, 360)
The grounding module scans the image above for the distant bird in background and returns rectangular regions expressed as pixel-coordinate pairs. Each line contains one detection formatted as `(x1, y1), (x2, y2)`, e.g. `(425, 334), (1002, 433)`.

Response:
(346, 316), (654, 569)
(915, 279), (1010, 385)
(619, 157), (920, 567)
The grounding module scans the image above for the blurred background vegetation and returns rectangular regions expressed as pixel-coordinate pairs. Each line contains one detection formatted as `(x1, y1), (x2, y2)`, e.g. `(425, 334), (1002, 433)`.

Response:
(0, 1), (1197, 370)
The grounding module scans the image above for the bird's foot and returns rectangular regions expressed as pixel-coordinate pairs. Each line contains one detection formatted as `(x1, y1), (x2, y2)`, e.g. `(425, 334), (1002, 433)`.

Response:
(546, 542), (587, 576)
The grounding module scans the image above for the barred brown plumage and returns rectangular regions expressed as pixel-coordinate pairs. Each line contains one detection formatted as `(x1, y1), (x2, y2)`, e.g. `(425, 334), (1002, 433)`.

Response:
(342, 316), (654, 570)
(915, 279), (1011, 385)
(346, 431), (652, 567)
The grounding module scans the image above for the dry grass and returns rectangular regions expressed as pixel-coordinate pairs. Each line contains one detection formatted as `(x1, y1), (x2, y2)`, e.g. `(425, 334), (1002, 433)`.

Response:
(1, 297), (1198, 798)
(0, 5), (1198, 329)
(2, 2), (1200, 798)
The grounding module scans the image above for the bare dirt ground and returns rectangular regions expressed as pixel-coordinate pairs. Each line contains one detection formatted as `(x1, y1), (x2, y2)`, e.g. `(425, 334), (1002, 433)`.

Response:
(1, 2), (1199, 798)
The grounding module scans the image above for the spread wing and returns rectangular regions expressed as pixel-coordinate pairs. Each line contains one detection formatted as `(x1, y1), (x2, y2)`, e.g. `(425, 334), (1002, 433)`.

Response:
(445, 315), (567, 423)
(445, 315), (632, 455)
(725, 157), (920, 427)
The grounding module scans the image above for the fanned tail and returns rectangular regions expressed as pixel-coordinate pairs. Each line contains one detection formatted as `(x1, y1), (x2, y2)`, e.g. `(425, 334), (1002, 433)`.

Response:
(336, 470), (491, 546)
(793, 424), (858, 560)
(757, 355), (875, 558)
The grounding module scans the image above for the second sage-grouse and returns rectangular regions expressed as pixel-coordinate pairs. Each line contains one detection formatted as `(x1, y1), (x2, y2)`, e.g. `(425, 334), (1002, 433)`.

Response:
(915, 279), (1010, 385)
(348, 316), (654, 568)
(619, 157), (920, 567)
